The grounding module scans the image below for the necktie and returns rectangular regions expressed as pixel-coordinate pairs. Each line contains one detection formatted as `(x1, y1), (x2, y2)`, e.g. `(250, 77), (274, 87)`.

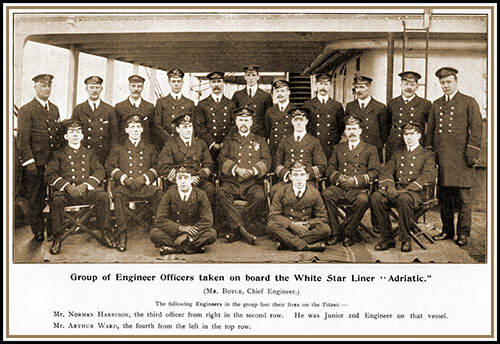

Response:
(404, 99), (409, 104)
(296, 191), (302, 199)
(248, 89), (252, 97)
(446, 96), (449, 103)
(134, 102), (138, 109)
(350, 145), (353, 151)
(93, 103), (96, 111)
(361, 103), (365, 109)
(185, 141), (190, 147)
(296, 136), (300, 142)
(183, 194), (188, 201)
(44, 103), (48, 111)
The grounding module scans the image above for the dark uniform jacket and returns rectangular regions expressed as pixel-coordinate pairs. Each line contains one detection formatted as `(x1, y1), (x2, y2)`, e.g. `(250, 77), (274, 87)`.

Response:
(71, 100), (118, 165)
(219, 132), (271, 192)
(158, 135), (214, 182)
(345, 98), (390, 150)
(195, 95), (236, 147)
(114, 98), (155, 144)
(105, 139), (160, 198)
(326, 140), (380, 188)
(425, 92), (483, 188)
(44, 145), (105, 191)
(17, 98), (63, 166)
(232, 87), (273, 137)
(265, 103), (294, 155)
(154, 187), (213, 238)
(303, 97), (345, 158)
(268, 184), (328, 227)
(378, 145), (437, 204)
(153, 94), (196, 144)
(274, 133), (327, 181)
(386, 95), (431, 159)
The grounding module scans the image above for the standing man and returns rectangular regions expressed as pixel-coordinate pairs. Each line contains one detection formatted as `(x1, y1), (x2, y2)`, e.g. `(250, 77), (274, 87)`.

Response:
(44, 119), (114, 254)
(105, 114), (163, 252)
(71, 75), (118, 166)
(372, 122), (437, 252)
(195, 71), (236, 169)
(303, 73), (345, 158)
(266, 162), (330, 252)
(265, 80), (294, 156)
(114, 75), (155, 144)
(322, 115), (380, 247)
(386, 71), (432, 162)
(272, 107), (327, 199)
(17, 73), (63, 241)
(217, 107), (272, 245)
(150, 166), (217, 255)
(345, 75), (390, 163)
(158, 113), (215, 208)
(426, 67), (483, 247)
(153, 68), (196, 152)
(231, 64), (273, 137)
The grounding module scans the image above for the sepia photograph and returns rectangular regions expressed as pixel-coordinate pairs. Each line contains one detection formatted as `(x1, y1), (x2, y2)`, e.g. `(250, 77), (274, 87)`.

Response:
(4, 3), (496, 339)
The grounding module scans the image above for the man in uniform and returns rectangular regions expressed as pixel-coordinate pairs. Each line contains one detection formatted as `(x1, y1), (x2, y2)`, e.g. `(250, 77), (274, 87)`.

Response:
(426, 67), (483, 247)
(372, 121), (437, 252)
(218, 107), (272, 245)
(150, 166), (217, 255)
(265, 80), (294, 156)
(195, 71), (236, 169)
(17, 73), (63, 241)
(272, 107), (327, 199)
(105, 114), (163, 252)
(44, 119), (114, 254)
(231, 64), (273, 137)
(345, 75), (390, 163)
(114, 74), (155, 144)
(71, 75), (118, 166)
(266, 161), (330, 252)
(303, 73), (345, 158)
(322, 115), (380, 247)
(153, 68), (196, 152)
(386, 71), (432, 162)
(158, 113), (215, 208)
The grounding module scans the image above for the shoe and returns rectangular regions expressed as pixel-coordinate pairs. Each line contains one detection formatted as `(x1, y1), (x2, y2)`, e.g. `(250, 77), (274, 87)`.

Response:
(159, 245), (181, 256)
(432, 232), (453, 241)
(225, 232), (240, 243)
(34, 232), (45, 242)
(276, 242), (286, 251)
(342, 237), (354, 247)
(326, 235), (342, 246)
(194, 246), (206, 254)
(401, 241), (412, 252)
(238, 227), (256, 246)
(174, 233), (190, 247)
(101, 231), (116, 248)
(49, 235), (61, 255)
(457, 234), (468, 246)
(305, 242), (326, 252)
(374, 240), (396, 251)
(117, 232), (127, 252)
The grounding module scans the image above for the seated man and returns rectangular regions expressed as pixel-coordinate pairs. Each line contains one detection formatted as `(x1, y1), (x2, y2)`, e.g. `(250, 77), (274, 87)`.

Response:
(371, 121), (437, 252)
(217, 107), (272, 245)
(105, 114), (163, 252)
(266, 162), (330, 252)
(322, 115), (380, 247)
(44, 119), (114, 255)
(271, 107), (327, 200)
(158, 113), (215, 208)
(150, 166), (217, 255)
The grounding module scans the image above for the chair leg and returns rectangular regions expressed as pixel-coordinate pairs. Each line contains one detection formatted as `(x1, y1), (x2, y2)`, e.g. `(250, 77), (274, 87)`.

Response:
(60, 207), (102, 244)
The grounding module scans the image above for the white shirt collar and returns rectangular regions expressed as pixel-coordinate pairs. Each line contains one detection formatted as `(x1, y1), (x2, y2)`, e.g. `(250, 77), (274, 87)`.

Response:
(317, 95), (329, 104)
(358, 96), (371, 107)
(171, 92), (182, 100)
(129, 97), (142, 107)
(247, 85), (258, 94)
(294, 131), (307, 142)
(447, 90), (458, 101)
(129, 138), (141, 146)
(239, 131), (250, 137)
(68, 142), (81, 150)
(183, 137), (191, 146)
(278, 100), (289, 111)
(349, 139), (360, 149)
(88, 98), (101, 108)
(211, 93), (222, 102)
(402, 94), (416, 103)
(178, 186), (193, 200)
(35, 96), (49, 109)
(407, 143), (419, 152)
(292, 185), (306, 197)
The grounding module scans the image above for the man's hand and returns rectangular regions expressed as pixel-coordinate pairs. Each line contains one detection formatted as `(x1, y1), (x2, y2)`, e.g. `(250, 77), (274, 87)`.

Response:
(136, 175), (147, 185)
(130, 178), (142, 190)
(212, 143), (221, 151)
(387, 186), (399, 202)
(74, 184), (88, 197)
(341, 176), (356, 189)
(123, 177), (134, 187)
(289, 222), (309, 237)
(26, 163), (38, 176)
(178, 225), (199, 237)
(191, 176), (201, 186)
(241, 168), (254, 180)
(65, 184), (80, 198)
(467, 156), (478, 168)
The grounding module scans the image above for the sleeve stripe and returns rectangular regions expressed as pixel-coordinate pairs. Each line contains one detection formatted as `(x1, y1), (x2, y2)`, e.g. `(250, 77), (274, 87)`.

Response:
(53, 177), (63, 185)
(354, 176), (359, 187)
(379, 178), (393, 184)
(275, 165), (285, 175)
(110, 168), (121, 178)
(221, 160), (234, 175)
(150, 168), (158, 178)
(90, 176), (100, 183)
(256, 161), (268, 175)
(60, 182), (70, 191)
(467, 144), (481, 150)
(22, 159), (35, 166)
(201, 168), (211, 176)
(413, 181), (423, 189)
(167, 169), (176, 181)
(363, 174), (369, 185)
(312, 166), (320, 179)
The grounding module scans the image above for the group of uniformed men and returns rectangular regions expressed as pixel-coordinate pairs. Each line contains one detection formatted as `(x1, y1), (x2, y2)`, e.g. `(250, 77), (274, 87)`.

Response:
(16, 63), (483, 257)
